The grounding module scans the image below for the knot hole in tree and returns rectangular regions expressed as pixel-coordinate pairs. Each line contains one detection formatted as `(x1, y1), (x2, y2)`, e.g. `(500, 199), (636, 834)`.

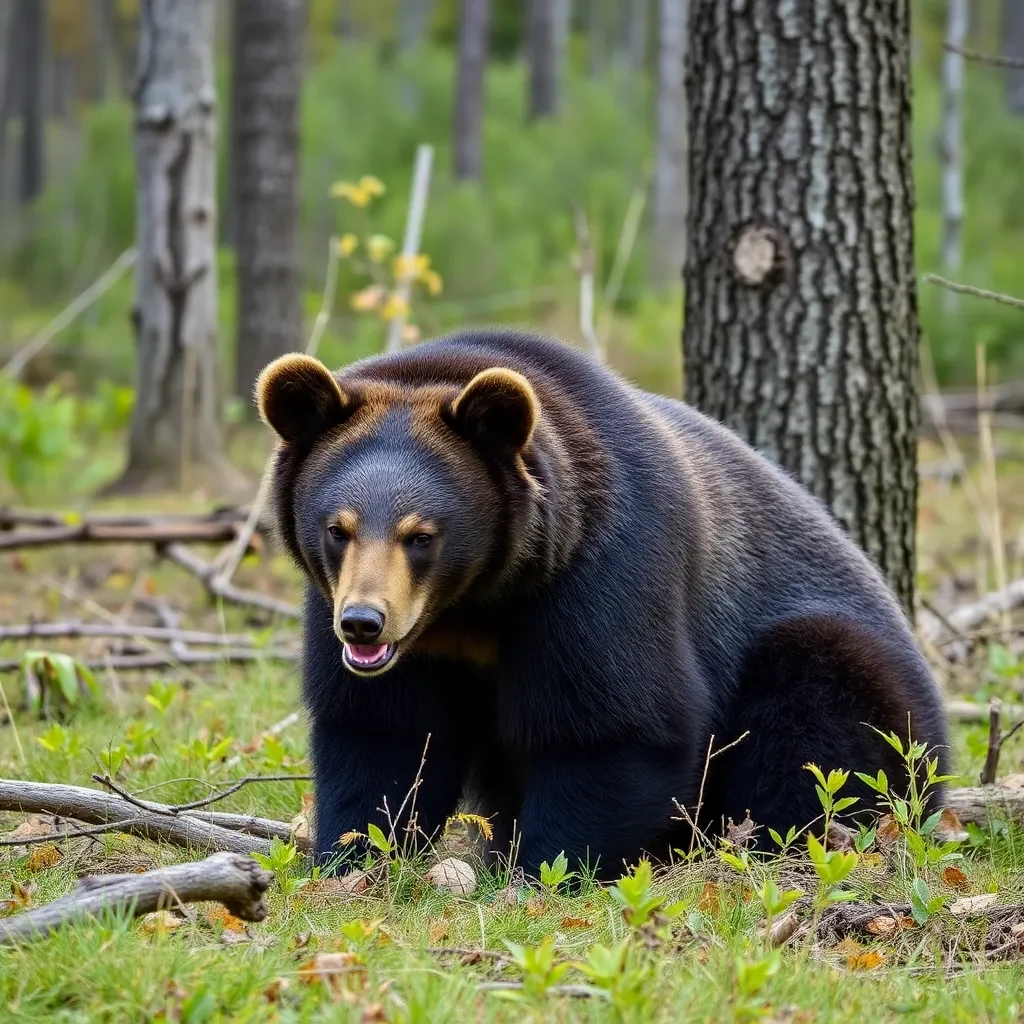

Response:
(730, 223), (790, 290)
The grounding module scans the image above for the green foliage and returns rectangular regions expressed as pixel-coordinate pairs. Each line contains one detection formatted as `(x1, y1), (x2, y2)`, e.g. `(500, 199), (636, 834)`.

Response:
(500, 936), (573, 1002)
(0, 379), (79, 492)
(21, 650), (99, 718)
(538, 851), (575, 893)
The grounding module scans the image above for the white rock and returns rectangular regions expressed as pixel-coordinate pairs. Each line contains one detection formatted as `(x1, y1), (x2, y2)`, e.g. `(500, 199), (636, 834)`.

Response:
(425, 858), (477, 895)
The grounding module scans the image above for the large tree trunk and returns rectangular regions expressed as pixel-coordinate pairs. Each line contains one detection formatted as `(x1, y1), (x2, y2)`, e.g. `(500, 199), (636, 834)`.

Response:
(232, 0), (305, 407)
(1004, 0), (1024, 115)
(651, 0), (687, 289)
(681, 0), (921, 614)
(18, 0), (45, 205)
(526, 0), (557, 119)
(453, 0), (490, 181)
(112, 0), (238, 495)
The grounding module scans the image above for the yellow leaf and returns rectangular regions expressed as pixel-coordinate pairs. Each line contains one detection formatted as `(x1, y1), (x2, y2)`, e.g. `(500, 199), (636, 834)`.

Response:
(336, 234), (359, 257)
(350, 285), (385, 312)
(26, 844), (61, 872)
(393, 253), (430, 281)
(559, 917), (593, 929)
(366, 235), (395, 263)
(140, 910), (181, 935)
(379, 293), (410, 321)
(339, 830), (364, 846)
(847, 949), (885, 970)
(358, 175), (386, 198)
(697, 882), (720, 912)
(445, 812), (494, 841)
(329, 181), (371, 207)
(423, 269), (443, 296)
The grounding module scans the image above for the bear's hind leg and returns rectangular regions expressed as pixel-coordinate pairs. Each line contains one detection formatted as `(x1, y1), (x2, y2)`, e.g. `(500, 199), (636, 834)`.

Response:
(700, 614), (949, 847)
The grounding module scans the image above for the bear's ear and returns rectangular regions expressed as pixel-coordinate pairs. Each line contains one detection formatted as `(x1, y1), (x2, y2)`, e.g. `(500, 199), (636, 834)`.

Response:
(448, 367), (539, 453)
(255, 354), (354, 444)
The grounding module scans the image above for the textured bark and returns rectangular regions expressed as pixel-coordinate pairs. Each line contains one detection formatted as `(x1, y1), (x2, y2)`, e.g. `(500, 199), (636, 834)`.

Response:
(1004, 0), (1024, 115)
(17, 0), (44, 204)
(682, 0), (921, 613)
(113, 0), (238, 494)
(453, 0), (490, 180)
(942, 0), (967, 283)
(526, 0), (558, 119)
(232, 0), (305, 407)
(651, 0), (688, 288)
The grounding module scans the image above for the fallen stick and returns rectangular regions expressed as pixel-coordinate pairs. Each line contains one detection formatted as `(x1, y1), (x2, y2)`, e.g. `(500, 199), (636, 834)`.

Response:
(0, 508), (251, 531)
(0, 647), (297, 674)
(0, 621), (255, 647)
(0, 779), (274, 856)
(944, 783), (1024, 827)
(0, 851), (271, 945)
(920, 578), (1024, 645)
(946, 700), (1024, 724)
(0, 520), (255, 552)
(160, 543), (300, 620)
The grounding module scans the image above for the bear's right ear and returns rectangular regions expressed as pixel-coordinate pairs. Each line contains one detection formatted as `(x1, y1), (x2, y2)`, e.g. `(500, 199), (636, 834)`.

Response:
(255, 354), (354, 445)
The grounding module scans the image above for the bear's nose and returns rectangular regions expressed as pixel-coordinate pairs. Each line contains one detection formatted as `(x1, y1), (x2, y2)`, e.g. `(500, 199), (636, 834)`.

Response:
(339, 605), (385, 643)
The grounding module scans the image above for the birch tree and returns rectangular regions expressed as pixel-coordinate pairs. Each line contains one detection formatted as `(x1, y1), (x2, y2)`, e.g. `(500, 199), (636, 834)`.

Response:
(112, 0), (238, 494)
(941, 0), (967, 306)
(682, 0), (921, 613)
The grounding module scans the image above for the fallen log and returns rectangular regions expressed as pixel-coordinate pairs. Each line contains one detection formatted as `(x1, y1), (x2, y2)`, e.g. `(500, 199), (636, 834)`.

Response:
(0, 851), (271, 945)
(0, 647), (297, 674)
(944, 781), (1024, 827)
(0, 520), (251, 552)
(0, 621), (255, 646)
(0, 779), (275, 856)
(0, 508), (249, 531)
(919, 578), (1024, 646)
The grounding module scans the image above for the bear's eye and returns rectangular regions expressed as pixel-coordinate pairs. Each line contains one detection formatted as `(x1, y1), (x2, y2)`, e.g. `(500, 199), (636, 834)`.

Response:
(326, 525), (348, 543)
(408, 532), (434, 549)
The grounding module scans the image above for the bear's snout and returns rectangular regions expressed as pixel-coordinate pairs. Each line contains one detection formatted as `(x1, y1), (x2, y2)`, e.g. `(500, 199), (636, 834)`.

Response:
(338, 604), (386, 644)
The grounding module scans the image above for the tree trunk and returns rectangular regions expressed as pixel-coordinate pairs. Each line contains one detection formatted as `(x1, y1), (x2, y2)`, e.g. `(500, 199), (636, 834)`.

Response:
(453, 0), (490, 181)
(18, 0), (45, 205)
(681, 0), (921, 614)
(588, 0), (608, 77)
(111, 0), (239, 495)
(526, 0), (557, 119)
(398, 0), (434, 52)
(941, 0), (967, 305)
(221, 0), (240, 249)
(1004, 0), (1024, 115)
(232, 0), (306, 407)
(651, 0), (687, 289)
(618, 0), (648, 72)
(0, 1), (23, 202)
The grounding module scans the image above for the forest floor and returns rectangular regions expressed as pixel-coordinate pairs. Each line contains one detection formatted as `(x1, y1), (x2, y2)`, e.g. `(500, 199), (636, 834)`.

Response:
(1, 428), (1024, 1022)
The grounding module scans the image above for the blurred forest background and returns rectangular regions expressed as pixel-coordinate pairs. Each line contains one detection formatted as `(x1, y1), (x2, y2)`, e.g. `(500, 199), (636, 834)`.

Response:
(0, 0), (1023, 502)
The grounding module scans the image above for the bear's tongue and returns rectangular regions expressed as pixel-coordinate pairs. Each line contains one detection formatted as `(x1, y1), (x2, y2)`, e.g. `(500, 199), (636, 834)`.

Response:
(346, 643), (389, 666)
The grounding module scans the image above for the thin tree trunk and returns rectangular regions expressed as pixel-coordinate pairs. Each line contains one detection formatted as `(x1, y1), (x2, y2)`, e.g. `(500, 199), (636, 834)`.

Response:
(397, 0), (434, 110)
(18, 0), (45, 205)
(221, 0), (240, 249)
(588, 0), (607, 77)
(651, 0), (687, 289)
(232, 0), (306, 408)
(941, 0), (967, 310)
(526, 0), (558, 119)
(453, 0), (490, 181)
(618, 0), (648, 72)
(553, 0), (572, 96)
(0, 2), (23, 202)
(682, 0), (921, 614)
(90, 0), (113, 101)
(1004, 0), (1024, 115)
(110, 0), (239, 495)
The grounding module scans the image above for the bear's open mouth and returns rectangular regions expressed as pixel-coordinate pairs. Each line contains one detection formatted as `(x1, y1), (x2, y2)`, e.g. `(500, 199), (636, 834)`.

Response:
(342, 642), (397, 674)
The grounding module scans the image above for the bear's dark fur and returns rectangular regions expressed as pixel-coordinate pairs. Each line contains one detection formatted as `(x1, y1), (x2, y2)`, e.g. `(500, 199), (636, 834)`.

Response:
(256, 329), (948, 879)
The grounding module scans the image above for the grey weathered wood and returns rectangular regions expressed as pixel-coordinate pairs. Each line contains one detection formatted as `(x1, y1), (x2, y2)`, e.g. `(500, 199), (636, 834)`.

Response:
(114, 0), (237, 493)
(232, 0), (305, 407)
(453, 0), (491, 181)
(0, 852), (272, 945)
(526, 0), (558, 119)
(0, 779), (274, 856)
(17, 0), (44, 204)
(651, 0), (688, 288)
(941, 0), (967, 295)
(1004, 0), (1024, 115)
(682, 0), (921, 613)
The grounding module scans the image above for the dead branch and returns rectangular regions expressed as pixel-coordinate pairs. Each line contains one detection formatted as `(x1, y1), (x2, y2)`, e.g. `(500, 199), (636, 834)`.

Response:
(0, 779), (274, 856)
(185, 810), (297, 844)
(0, 851), (271, 945)
(92, 772), (310, 815)
(0, 621), (254, 647)
(981, 699), (1003, 786)
(945, 782), (1024, 827)
(160, 543), (300, 620)
(919, 577), (1024, 645)
(922, 273), (1024, 313)
(947, 700), (1024, 724)
(0, 508), (251, 531)
(0, 517), (258, 552)
(0, 647), (296, 674)
(943, 43), (1024, 69)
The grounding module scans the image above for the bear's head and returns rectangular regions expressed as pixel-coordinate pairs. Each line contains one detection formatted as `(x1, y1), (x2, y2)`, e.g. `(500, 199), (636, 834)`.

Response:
(255, 353), (542, 676)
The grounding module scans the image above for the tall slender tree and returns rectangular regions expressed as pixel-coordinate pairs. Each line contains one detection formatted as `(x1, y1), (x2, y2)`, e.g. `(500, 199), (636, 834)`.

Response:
(453, 0), (490, 181)
(651, 0), (687, 288)
(1004, 0), (1024, 115)
(18, 0), (45, 204)
(112, 0), (238, 494)
(526, 0), (557, 119)
(232, 0), (306, 408)
(682, 0), (921, 613)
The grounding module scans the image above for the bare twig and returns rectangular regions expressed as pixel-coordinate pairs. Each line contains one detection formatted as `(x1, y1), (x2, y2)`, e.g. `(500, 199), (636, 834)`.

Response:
(572, 205), (601, 360)
(679, 730), (752, 856)
(981, 699), (1003, 786)
(0, 779), (275, 856)
(160, 543), (300, 619)
(213, 233), (343, 590)
(597, 173), (649, 347)
(92, 772), (310, 815)
(3, 248), (138, 379)
(923, 273), (1024, 313)
(0, 520), (253, 552)
(387, 144), (434, 354)
(0, 676), (25, 766)
(0, 648), (296, 674)
(919, 578), (1024, 646)
(0, 851), (271, 945)
(943, 43), (1024, 69)
(0, 621), (254, 646)
(0, 508), (251, 531)
(0, 817), (140, 847)
(477, 982), (597, 998)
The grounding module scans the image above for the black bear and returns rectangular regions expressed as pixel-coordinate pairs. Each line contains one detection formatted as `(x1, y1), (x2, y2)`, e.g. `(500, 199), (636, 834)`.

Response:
(255, 329), (948, 879)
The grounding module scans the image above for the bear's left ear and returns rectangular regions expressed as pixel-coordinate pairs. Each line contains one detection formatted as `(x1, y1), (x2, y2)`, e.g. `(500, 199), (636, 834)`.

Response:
(255, 353), (355, 445)
(448, 368), (539, 454)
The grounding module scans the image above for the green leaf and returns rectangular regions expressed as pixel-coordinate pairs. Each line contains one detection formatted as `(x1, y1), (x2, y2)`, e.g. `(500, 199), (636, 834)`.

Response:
(832, 796), (859, 813)
(49, 654), (79, 705)
(366, 823), (391, 854)
(911, 877), (930, 909)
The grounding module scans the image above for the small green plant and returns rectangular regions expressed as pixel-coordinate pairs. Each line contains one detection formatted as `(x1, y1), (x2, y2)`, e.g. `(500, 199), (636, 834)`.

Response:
(804, 763), (858, 844)
(759, 879), (802, 937)
(0, 378), (80, 491)
(21, 650), (98, 718)
(499, 936), (572, 1002)
(767, 824), (799, 855)
(144, 680), (179, 716)
(731, 951), (781, 1022)
(97, 744), (128, 778)
(36, 722), (83, 758)
(807, 833), (859, 907)
(575, 939), (653, 1019)
(124, 720), (160, 756)
(260, 735), (288, 771)
(717, 842), (753, 874)
(609, 859), (680, 932)
(909, 877), (946, 925)
(175, 735), (234, 768)
(251, 837), (309, 896)
(539, 851), (576, 893)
